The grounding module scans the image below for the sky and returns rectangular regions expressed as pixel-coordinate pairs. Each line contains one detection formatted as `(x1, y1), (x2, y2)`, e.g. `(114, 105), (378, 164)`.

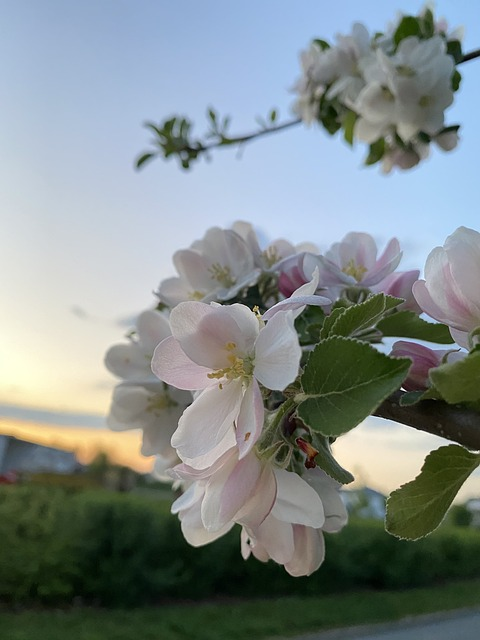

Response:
(2, 0), (480, 497)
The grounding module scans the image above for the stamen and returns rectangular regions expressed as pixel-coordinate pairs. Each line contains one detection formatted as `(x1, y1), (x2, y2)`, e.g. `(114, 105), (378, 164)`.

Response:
(342, 259), (368, 281)
(208, 263), (236, 287)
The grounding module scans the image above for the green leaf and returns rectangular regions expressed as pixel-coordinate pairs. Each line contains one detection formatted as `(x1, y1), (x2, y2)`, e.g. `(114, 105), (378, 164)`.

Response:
(451, 69), (462, 92)
(365, 138), (385, 166)
(399, 390), (425, 406)
(135, 152), (155, 169)
(269, 109), (278, 123)
(319, 307), (345, 340)
(377, 311), (454, 344)
(420, 8), (435, 38)
(446, 40), (463, 65)
(429, 350), (480, 404)
(393, 16), (422, 47)
(296, 337), (410, 437)
(386, 445), (480, 540)
(323, 293), (402, 340)
(343, 110), (357, 146)
(311, 435), (354, 484)
(313, 39), (330, 51)
(295, 305), (326, 346)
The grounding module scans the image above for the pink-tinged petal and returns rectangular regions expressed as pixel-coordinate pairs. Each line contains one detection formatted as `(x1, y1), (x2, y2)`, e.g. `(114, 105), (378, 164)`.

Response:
(152, 336), (211, 390)
(446, 227), (480, 316)
(170, 302), (257, 370)
(412, 279), (449, 325)
(449, 328), (470, 350)
(235, 463), (277, 529)
(236, 380), (264, 459)
(364, 238), (402, 286)
(373, 270), (421, 313)
(390, 341), (444, 391)
(181, 519), (235, 547)
(420, 247), (474, 328)
(254, 312), (301, 390)
(221, 304), (261, 353)
(202, 452), (265, 532)
(169, 448), (237, 482)
(262, 294), (330, 321)
(171, 380), (243, 463)
(271, 469), (325, 528)
(341, 232), (378, 272)
(316, 254), (355, 287)
(285, 526), (325, 577)
(136, 310), (172, 354)
(254, 515), (295, 564)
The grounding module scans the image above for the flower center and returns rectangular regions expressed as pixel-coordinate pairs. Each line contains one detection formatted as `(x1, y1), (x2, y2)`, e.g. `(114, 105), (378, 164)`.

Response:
(188, 290), (205, 301)
(207, 342), (254, 383)
(262, 246), (281, 268)
(419, 95), (431, 108)
(146, 391), (178, 415)
(208, 263), (236, 287)
(342, 259), (368, 281)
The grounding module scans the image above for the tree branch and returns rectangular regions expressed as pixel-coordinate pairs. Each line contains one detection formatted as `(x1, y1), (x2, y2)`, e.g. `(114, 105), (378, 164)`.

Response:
(191, 118), (301, 154)
(374, 390), (480, 451)
(460, 48), (480, 64)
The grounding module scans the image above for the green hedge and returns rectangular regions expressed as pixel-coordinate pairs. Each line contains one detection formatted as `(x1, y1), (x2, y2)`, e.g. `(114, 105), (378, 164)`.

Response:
(1, 485), (480, 607)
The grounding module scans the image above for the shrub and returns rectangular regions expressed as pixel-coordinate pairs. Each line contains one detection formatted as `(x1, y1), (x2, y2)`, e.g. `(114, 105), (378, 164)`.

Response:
(2, 485), (480, 607)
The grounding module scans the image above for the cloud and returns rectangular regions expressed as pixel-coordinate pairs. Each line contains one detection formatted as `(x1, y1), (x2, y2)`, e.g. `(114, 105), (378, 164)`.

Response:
(0, 403), (106, 429)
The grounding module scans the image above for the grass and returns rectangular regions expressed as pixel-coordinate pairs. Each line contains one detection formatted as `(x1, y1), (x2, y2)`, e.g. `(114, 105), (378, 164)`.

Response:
(2, 579), (480, 640)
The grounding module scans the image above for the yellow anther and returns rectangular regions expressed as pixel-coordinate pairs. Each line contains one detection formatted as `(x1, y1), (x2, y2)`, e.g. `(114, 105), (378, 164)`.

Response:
(208, 263), (235, 287)
(262, 246), (281, 268)
(342, 259), (368, 282)
(146, 392), (178, 415)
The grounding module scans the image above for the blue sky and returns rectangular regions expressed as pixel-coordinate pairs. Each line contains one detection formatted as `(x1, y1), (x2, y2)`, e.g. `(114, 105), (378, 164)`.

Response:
(1, 1), (480, 495)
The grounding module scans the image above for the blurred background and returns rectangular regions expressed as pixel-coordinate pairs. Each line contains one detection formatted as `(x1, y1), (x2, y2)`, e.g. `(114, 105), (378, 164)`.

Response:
(2, 2), (480, 635)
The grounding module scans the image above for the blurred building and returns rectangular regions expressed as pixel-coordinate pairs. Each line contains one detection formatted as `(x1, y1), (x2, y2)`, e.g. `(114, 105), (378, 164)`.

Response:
(0, 434), (80, 477)
(341, 486), (386, 519)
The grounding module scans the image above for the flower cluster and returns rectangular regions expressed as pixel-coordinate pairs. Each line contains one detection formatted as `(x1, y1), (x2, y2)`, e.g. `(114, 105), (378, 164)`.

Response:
(293, 6), (463, 172)
(105, 222), (480, 573)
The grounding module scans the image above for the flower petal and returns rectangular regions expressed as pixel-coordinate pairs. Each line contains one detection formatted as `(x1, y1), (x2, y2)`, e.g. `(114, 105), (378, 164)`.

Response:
(236, 380), (264, 459)
(171, 380), (243, 466)
(271, 469), (325, 528)
(254, 312), (301, 390)
(152, 336), (211, 390)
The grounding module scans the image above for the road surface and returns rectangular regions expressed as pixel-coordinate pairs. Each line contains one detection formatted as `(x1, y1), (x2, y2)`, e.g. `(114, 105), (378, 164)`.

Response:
(291, 608), (480, 640)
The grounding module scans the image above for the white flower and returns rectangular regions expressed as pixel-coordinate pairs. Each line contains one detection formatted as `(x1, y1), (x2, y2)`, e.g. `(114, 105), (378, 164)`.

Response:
(152, 300), (302, 468)
(156, 226), (260, 307)
(105, 309), (190, 459)
(315, 232), (402, 290)
(231, 220), (318, 271)
(241, 468), (348, 577)
(413, 227), (480, 348)
(354, 36), (454, 145)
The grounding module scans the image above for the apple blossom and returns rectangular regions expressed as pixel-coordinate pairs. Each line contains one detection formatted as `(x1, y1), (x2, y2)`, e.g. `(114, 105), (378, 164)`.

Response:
(241, 468), (347, 576)
(413, 226), (480, 348)
(156, 226), (260, 307)
(151, 300), (302, 467)
(105, 309), (190, 458)
(372, 270), (422, 313)
(390, 341), (463, 392)
(315, 232), (402, 290)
